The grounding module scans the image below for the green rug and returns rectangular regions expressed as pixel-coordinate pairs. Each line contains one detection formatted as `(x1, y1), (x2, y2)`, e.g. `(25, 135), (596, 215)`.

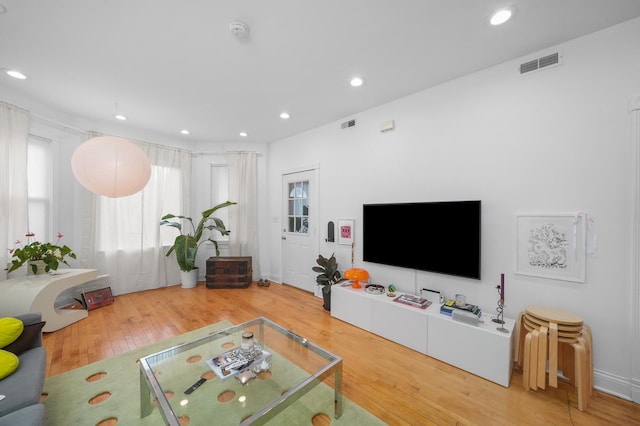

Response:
(43, 321), (386, 425)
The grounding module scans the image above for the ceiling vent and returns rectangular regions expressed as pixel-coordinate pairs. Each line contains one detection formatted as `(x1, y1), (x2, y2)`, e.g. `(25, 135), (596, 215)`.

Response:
(341, 119), (356, 129)
(520, 52), (560, 75)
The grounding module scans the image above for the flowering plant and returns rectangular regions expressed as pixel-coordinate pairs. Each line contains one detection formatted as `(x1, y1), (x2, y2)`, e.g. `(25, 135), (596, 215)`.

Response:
(6, 232), (77, 274)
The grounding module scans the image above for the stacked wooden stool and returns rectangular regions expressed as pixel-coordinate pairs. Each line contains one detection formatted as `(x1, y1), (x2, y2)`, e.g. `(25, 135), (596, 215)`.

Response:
(515, 305), (593, 411)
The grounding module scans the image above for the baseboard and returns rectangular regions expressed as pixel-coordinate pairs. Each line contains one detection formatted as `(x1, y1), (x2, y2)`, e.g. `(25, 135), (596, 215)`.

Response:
(594, 369), (634, 401)
(631, 378), (640, 403)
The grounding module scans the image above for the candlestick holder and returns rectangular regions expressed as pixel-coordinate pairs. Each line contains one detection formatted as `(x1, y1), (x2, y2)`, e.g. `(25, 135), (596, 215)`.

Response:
(492, 285), (509, 333)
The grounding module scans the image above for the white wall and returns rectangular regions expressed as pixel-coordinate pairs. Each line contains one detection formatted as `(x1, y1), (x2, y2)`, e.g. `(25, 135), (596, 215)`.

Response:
(266, 18), (640, 399)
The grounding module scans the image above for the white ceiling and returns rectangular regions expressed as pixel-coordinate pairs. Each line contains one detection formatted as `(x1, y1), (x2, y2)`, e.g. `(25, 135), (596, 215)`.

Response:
(2, 1), (640, 144)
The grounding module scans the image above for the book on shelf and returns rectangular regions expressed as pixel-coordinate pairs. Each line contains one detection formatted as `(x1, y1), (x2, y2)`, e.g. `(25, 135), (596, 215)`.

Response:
(440, 299), (481, 317)
(393, 294), (432, 309)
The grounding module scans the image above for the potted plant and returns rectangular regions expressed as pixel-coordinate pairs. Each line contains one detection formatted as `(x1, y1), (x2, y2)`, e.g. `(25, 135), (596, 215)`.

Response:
(312, 253), (347, 311)
(6, 232), (77, 275)
(160, 201), (236, 288)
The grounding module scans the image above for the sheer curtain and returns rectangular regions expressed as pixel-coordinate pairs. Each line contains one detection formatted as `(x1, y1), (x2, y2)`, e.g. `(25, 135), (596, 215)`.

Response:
(228, 151), (260, 279)
(82, 134), (191, 294)
(0, 102), (29, 280)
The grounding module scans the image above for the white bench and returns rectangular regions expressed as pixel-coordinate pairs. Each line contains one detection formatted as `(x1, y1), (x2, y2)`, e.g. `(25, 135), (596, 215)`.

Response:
(0, 269), (99, 332)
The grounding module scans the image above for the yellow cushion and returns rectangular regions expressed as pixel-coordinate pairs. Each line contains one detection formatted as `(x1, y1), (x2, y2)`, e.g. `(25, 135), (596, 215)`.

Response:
(0, 317), (24, 348)
(0, 349), (19, 379)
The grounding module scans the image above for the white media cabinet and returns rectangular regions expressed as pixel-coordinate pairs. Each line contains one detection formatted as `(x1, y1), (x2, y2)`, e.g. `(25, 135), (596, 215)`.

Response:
(331, 284), (515, 387)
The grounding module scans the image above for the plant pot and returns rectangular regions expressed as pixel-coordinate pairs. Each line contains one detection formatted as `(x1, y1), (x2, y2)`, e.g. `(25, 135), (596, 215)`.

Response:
(27, 260), (48, 275)
(322, 290), (331, 311)
(180, 268), (199, 289)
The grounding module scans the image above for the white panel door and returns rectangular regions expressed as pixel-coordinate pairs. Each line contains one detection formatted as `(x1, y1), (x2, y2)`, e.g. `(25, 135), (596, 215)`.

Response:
(281, 169), (318, 292)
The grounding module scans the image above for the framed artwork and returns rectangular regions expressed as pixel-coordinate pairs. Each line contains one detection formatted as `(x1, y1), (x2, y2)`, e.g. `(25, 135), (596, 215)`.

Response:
(81, 287), (114, 310)
(515, 214), (586, 282)
(338, 219), (354, 245)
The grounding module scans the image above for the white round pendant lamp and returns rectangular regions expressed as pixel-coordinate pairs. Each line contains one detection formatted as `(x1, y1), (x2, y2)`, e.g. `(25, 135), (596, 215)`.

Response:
(71, 136), (151, 198)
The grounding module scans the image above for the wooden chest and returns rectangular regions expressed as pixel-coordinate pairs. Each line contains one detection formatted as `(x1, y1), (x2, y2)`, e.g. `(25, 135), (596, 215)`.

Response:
(205, 256), (252, 289)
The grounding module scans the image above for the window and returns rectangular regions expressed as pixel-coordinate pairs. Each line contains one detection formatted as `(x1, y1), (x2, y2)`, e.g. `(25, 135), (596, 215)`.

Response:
(210, 164), (230, 242)
(99, 164), (183, 251)
(287, 180), (309, 234)
(27, 136), (52, 239)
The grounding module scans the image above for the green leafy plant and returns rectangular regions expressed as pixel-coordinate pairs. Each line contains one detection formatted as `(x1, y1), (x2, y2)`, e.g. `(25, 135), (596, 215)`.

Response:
(160, 201), (236, 272)
(313, 253), (347, 296)
(7, 232), (77, 274)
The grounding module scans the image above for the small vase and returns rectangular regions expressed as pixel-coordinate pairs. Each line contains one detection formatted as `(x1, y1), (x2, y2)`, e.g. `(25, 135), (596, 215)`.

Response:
(27, 260), (48, 276)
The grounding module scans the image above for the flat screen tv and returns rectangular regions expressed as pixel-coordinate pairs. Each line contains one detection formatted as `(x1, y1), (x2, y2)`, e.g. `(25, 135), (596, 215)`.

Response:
(362, 200), (481, 280)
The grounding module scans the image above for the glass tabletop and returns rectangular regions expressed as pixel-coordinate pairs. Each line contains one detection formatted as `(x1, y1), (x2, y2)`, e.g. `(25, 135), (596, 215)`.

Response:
(139, 317), (343, 425)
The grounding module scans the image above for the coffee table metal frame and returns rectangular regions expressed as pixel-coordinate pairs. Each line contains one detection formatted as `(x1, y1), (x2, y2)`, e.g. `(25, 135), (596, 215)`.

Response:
(139, 316), (343, 425)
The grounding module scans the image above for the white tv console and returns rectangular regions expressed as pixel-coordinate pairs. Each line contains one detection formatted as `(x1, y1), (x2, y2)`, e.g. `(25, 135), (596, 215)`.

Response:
(331, 284), (515, 387)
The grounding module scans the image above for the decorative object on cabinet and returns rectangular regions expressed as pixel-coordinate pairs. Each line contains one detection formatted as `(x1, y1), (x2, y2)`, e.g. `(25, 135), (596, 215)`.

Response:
(344, 268), (369, 289)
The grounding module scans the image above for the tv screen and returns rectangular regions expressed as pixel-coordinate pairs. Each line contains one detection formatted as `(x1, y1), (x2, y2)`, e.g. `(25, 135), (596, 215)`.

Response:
(362, 200), (481, 279)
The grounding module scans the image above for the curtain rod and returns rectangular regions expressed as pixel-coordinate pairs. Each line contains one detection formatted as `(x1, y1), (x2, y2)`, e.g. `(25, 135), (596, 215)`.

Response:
(193, 150), (263, 156)
(31, 112), (87, 134)
(30, 113), (191, 154)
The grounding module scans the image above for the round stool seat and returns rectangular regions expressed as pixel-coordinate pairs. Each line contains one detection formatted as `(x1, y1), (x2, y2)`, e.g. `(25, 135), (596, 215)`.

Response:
(525, 305), (583, 325)
(522, 317), (583, 339)
(526, 305), (583, 325)
(524, 314), (584, 332)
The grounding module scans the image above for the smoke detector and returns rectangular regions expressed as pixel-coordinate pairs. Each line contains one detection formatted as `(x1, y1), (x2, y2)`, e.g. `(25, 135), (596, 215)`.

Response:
(229, 20), (250, 39)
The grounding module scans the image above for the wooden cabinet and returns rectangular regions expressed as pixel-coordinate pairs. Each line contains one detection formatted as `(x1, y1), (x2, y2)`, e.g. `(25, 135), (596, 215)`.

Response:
(205, 256), (252, 289)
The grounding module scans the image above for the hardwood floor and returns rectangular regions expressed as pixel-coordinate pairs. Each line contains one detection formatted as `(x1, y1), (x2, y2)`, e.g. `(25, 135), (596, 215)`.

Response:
(43, 282), (639, 425)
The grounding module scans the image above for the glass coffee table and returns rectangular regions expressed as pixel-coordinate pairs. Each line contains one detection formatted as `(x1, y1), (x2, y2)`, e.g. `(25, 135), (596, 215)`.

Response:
(139, 317), (343, 425)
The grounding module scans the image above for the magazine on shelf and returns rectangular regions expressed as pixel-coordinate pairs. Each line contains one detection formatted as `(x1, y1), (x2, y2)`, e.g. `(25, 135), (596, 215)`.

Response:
(393, 294), (432, 309)
(206, 345), (272, 380)
(440, 299), (481, 317)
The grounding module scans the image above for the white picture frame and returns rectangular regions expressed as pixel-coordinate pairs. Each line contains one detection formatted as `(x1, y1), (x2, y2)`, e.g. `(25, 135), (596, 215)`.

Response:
(338, 219), (354, 245)
(515, 214), (586, 283)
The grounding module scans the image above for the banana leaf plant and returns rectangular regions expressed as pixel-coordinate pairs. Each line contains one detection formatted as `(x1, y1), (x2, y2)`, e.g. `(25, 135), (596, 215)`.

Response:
(160, 201), (236, 271)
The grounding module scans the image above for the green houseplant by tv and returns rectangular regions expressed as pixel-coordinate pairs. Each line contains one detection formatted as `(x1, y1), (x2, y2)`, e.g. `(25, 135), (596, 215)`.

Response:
(160, 201), (236, 287)
(312, 253), (347, 311)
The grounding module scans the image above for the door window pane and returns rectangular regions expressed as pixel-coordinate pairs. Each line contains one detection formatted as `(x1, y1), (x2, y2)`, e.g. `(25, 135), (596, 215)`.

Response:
(287, 180), (309, 234)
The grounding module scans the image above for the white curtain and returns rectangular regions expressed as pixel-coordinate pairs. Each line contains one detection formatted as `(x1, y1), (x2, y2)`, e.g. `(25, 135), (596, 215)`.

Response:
(228, 151), (260, 279)
(81, 134), (191, 294)
(0, 102), (29, 280)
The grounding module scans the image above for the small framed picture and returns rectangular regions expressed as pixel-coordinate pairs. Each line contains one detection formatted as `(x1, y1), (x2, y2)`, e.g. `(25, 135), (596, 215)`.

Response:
(515, 214), (586, 282)
(338, 219), (354, 245)
(82, 287), (114, 310)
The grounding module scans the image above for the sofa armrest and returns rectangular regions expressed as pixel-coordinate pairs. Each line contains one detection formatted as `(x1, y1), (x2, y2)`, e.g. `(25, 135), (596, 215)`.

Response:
(12, 313), (43, 348)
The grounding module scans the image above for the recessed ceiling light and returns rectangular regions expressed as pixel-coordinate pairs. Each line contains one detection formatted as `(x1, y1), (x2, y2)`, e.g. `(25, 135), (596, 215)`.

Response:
(490, 9), (512, 26)
(239, 131), (248, 137)
(180, 129), (190, 135)
(280, 112), (290, 119)
(350, 77), (365, 87)
(6, 69), (27, 80)
(114, 114), (127, 121)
